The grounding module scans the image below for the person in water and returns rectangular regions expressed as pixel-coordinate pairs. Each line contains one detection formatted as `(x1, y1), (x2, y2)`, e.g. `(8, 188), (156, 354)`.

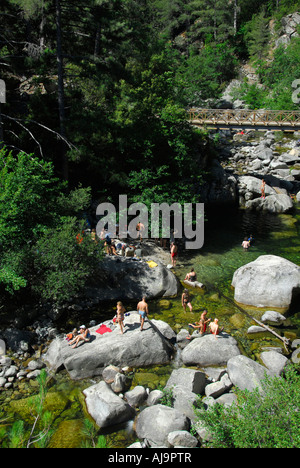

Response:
(185, 267), (197, 282)
(182, 289), (192, 312)
(137, 296), (149, 331)
(69, 325), (91, 348)
(116, 301), (126, 335)
(242, 237), (250, 250)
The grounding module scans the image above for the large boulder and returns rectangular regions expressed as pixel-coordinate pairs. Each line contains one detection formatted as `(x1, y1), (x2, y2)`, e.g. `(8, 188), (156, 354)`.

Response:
(135, 404), (190, 447)
(165, 368), (206, 394)
(43, 313), (174, 380)
(238, 176), (275, 198)
(181, 333), (241, 367)
(232, 255), (300, 309)
(84, 256), (179, 302)
(245, 194), (293, 213)
(227, 355), (273, 393)
(83, 381), (136, 428)
(259, 351), (288, 376)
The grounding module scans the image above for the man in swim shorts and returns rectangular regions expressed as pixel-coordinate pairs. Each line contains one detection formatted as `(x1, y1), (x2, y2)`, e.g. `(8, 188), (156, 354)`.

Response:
(170, 242), (178, 267)
(137, 296), (149, 331)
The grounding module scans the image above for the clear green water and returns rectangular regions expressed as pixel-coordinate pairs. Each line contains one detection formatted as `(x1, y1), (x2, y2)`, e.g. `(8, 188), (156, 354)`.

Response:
(1, 205), (300, 448)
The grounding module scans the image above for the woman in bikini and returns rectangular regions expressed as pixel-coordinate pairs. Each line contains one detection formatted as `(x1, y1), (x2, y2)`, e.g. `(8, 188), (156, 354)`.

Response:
(69, 325), (91, 348)
(116, 301), (126, 334)
(182, 289), (192, 312)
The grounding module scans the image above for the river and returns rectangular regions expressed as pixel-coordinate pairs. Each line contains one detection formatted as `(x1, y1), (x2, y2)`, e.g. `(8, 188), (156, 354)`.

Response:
(1, 204), (300, 448)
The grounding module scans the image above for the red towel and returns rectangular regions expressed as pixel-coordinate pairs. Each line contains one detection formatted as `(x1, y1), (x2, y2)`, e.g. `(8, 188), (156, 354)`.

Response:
(96, 324), (112, 335)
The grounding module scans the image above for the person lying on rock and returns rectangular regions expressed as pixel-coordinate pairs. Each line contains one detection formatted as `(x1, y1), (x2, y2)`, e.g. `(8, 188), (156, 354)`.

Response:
(69, 325), (91, 348)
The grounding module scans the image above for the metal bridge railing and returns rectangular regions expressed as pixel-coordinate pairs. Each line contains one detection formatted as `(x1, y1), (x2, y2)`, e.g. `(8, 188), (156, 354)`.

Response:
(188, 109), (300, 128)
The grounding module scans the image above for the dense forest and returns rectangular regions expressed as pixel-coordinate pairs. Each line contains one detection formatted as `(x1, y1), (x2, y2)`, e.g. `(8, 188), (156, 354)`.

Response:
(1, 0), (300, 305)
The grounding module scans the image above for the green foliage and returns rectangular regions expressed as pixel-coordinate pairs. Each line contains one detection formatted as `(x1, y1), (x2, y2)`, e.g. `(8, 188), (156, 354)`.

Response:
(0, 148), (102, 303)
(0, 369), (54, 448)
(194, 364), (300, 448)
(157, 385), (174, 407)
(179, 41), (239, 104)
(33, 218), (102, 304)
(243, 10), (270, 59)
(81, 419), (107, 448)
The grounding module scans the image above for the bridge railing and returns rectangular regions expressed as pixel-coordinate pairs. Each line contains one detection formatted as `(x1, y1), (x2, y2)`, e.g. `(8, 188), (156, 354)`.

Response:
(188, 108), (300, 127)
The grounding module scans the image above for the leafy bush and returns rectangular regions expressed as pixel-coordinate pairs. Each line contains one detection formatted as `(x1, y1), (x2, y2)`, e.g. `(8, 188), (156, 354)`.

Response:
(0, 148), (102, 304)
(193, 364), (300, 448)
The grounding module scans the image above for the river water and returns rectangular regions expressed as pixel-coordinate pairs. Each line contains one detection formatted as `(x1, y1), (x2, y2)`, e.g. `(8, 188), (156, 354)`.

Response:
(1, 204), (300, 448)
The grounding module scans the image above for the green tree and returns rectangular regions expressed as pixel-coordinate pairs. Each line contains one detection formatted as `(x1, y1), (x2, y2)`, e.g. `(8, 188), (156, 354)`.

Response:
(243, 9), (270, 60)
(0, 148), (102, 304)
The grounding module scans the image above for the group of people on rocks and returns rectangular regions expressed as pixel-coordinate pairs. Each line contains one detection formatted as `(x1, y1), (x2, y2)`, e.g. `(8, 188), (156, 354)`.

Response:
(114, 297), (149, 335)
(187, 310), (223, 340)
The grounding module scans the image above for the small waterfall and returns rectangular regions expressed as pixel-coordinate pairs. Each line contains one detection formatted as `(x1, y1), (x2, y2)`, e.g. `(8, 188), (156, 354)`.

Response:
(171, 343), (183, 369)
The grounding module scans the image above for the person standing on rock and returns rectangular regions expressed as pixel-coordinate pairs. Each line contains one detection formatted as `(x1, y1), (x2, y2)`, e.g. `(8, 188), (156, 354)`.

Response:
(137, 296), (149, 331)
(261, 179), (266, 199)
(170, 242), (178, 267)
(116, 301), (126, 335)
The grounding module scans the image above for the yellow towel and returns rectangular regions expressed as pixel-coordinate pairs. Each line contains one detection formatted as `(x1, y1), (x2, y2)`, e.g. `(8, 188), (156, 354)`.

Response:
(146, 260), (158, 268)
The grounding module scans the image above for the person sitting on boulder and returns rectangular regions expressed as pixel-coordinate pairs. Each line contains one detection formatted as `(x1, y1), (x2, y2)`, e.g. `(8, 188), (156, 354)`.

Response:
(186, 310), (211, 339)
(69, 325), (91, 348)
(185, 267), (197, 282)
(208, 318), (223, 339)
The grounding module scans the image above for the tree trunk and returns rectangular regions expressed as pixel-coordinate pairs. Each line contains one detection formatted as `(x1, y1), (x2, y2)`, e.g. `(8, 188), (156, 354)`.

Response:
(56, 0), (68, 180)
(233, 0), (237, 33)
(0, 103), (3, 148)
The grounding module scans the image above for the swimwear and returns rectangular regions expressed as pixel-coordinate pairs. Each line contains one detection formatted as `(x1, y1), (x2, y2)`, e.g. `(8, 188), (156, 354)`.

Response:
(139, 310), (147, 318)
(171, 252), (177, 258)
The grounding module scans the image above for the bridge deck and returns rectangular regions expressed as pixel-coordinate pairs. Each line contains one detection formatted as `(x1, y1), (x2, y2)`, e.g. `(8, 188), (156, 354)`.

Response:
(188, 109), (300, 131)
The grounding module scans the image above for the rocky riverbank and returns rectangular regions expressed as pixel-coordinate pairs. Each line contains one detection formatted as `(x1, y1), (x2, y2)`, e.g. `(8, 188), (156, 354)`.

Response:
(201, 128), (300, 213)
